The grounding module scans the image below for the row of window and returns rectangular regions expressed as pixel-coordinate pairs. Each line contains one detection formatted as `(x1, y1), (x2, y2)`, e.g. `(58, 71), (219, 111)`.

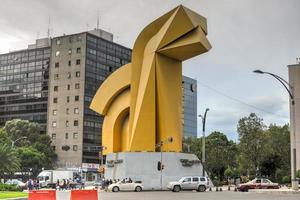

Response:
(51, 132), (78, 140)
(52, 120), (79, 127)
(52, 145), (78, 151)
(53, 95), (79, 104)
(52, 107), (79, 115)
(53, 82), (80, 92)
(55, 35), (82, 46)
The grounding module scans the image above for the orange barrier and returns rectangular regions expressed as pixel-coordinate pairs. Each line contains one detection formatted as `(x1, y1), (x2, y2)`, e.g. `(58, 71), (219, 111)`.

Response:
(29, 190), (56, 200)
(70, 190), (98, 200)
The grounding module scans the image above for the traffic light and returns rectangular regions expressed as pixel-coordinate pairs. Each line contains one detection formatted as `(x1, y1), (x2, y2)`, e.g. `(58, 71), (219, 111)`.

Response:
(157, 161), (161, 171)
(157, 162), (165, 171)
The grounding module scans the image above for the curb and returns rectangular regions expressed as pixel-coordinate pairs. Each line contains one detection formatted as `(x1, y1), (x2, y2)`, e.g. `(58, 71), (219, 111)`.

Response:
(248, 189), (300, 194)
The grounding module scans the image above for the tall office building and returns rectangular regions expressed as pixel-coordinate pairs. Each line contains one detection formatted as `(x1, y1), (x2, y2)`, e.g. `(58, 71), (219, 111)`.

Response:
(0, 39), (51, 133)
(288, 62), (300, 178)
(182, 76), (197, 138)
(47, 29), (131, 167)
(0, 29), (197, 168)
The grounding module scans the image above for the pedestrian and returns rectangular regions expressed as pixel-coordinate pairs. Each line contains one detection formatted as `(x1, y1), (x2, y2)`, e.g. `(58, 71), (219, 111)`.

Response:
(128, 178), (133, 183)
(109, 179), (113, 185)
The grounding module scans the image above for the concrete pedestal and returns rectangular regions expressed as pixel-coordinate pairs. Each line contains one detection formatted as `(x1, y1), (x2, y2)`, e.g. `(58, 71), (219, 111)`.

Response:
(104, 152), (206, 190)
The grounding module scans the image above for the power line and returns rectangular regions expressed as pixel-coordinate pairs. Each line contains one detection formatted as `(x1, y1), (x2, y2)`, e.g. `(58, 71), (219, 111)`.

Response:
(197, 81), (288, 119)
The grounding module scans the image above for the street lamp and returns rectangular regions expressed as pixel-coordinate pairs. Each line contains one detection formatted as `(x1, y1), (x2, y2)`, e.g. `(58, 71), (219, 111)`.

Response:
(11, 136), (27, 148)
(156, 137), (173, 190)
(198, 108), (209, 177)
(253, 69), (298, 190)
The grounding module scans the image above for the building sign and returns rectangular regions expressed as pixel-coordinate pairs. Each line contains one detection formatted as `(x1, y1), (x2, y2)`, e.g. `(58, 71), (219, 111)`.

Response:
(106, 159), (123, 168)
(180, 159), (201, 167)
(82, 163), (100, 169)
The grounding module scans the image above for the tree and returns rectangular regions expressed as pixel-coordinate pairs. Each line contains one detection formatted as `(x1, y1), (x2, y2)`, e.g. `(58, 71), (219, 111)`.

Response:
(16, 147), (46, 177)
(296, 170), (300, 179)
(0, 119), (57, 178)
(0, 144), (20, 179)
(237, 113), (268, 176)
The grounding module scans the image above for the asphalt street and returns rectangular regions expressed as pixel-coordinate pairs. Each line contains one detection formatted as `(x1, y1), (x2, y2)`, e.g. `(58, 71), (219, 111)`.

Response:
(17, 190), (300, 200)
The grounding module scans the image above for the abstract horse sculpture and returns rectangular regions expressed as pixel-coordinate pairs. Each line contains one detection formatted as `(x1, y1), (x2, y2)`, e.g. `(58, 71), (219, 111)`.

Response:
(90, 5), (211, 155)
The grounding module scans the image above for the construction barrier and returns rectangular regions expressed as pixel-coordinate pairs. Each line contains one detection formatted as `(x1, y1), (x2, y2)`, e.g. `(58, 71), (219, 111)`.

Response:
(29, 190), (56, 200)
(70, 190), (98, 200)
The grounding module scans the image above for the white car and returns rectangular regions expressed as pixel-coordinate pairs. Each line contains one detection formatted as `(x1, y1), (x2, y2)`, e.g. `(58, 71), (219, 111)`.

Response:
(167, 176), (211, 192)
(108, 181), (143, 192)
(5, 179), (26, 190)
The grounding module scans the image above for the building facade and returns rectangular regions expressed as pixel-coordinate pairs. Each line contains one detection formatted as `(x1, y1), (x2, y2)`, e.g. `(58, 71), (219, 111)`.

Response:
(182, 76), (197, 138)
(0, 39), (51, 133)
(0, 29), (197, 168)
(288, 63), (300, 176)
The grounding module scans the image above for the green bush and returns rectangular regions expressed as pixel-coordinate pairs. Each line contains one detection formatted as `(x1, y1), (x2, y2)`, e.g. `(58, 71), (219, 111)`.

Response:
(281, 176), (290, 185)
(0, 183), (21, 191)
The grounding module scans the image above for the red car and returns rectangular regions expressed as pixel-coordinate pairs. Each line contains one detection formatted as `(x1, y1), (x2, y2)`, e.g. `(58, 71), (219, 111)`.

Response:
(237, 178), (279, 192)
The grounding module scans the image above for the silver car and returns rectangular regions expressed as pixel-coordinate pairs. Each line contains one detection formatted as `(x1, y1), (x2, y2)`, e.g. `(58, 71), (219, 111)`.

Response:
(167, 176), (211, 192)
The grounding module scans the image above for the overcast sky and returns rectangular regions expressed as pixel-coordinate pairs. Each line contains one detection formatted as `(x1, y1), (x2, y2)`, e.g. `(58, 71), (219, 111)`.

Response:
(1, 0), (299, 140)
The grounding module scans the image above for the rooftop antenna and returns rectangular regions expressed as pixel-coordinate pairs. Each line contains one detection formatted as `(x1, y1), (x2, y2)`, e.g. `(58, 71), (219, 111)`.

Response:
(47, 17), (51, 38)
(97, 10), (100, 30)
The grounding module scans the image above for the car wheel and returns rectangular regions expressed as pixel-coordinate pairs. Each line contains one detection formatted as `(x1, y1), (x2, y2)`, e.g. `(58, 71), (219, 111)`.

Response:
(198, 185), (206, 192)
(244, 187), (249, 192)
(173, 185), (181, 192)
(135, 186), (142, 192)
(112, 186), (120, 192)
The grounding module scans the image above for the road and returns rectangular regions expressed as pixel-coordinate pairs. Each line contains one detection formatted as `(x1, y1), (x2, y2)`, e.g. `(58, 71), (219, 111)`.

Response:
(100, 191), (299, 200)
(54, 190), (300, 200)
(19, 190), (300, 200)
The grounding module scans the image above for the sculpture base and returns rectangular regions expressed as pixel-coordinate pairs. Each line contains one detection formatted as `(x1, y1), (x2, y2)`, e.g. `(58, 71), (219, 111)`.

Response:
(104, 152), (206, 190)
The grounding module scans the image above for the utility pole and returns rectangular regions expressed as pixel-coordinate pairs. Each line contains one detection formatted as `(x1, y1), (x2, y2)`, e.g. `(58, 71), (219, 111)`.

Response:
(198, 108), (209, 177)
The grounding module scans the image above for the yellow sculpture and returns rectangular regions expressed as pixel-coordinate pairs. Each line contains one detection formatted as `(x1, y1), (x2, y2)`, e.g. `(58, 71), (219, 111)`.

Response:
(90, 5), (211, 155)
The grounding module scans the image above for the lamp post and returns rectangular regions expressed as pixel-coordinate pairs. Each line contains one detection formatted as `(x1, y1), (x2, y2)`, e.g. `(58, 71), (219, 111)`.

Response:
(198, 108), (209, 177)
(156, 137), (173, 190)
(253, 69), (298, 190)
(11, 136), (27, 148)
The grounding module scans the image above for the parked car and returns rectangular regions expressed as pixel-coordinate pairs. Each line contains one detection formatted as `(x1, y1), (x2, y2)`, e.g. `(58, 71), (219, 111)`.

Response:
(108, 180), (143, 192)
(237, 178), (279, 192)
(167, 176), (211, 192)
(5, 179), (26, 190)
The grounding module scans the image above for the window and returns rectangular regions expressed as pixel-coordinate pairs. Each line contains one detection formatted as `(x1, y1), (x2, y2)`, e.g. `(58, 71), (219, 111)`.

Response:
(53, 110), (57, 115)
(73, 145), (78, 151)
(77, 47), (81, 53)
(54, 74), (59, 80)
(68, 49), (72, 55)
(53, 98), (58, 103)
(66, 120), (69, 127)
(74, 108), (79, 114)
(183, 178), (191, 183)
(192, 177), (199, 182)
(73, 132), (78, 139)
(54, 86), (58, 91)
(56, 39), (61, 45)
(55, 51), (60, 57)
(200, 177), (206, 182)
(65, 133), (69, 139)
(76, 59), (80, 65)
(68, 60), (71, 66)
(75, 96), (79, 101)
(74, 120), (78, 126)
(55, 62), (59, 68)
(51, 133), (56, 139)
(67, 96), (70, 103)
(67, 85), (70, 90)
(76, 71), (80, 77)
(66, 108), (69, 114)
(52, 121), (57, 127)
(75, 83), (80, 89)
(67, 72), (71, 79)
